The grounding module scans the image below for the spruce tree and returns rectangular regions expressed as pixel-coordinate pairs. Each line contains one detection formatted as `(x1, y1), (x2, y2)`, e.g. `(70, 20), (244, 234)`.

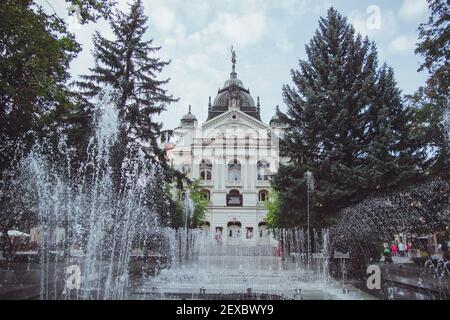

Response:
(77, 0), (177, 190)
(272, 8), (420, 227)
(364, 65), (420, 189)
(409, 0), (450, 179)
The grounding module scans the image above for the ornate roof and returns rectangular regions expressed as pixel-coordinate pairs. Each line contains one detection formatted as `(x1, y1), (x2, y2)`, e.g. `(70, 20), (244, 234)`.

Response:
(269, 106), (287, 127)
(181, 105), (197, 124)
(269, 113), (280, 125)
(207, 47), (261, 121)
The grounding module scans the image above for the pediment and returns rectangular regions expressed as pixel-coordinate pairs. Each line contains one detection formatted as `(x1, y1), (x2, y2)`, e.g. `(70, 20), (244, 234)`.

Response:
(202, 109), (268, 131)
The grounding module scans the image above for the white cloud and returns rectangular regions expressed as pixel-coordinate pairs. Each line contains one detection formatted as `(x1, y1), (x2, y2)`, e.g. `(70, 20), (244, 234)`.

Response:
(148, 5), (176, 33)
(349, 11), (371, 36)
(348, 9), (399, 40)
(276, 0), (311, 15)
(36, 0), (430, 129)
(222, 13), (266, 46)
(388, 35), (417, 55)
(188, 12), (267, 47)
(399, 0), (429, 20)
(276, 37), (294, 53)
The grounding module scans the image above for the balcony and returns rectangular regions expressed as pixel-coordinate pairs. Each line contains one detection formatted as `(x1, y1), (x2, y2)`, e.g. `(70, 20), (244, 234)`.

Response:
(199, 179), (213, 187)
(226, 180), (242, 187)
(256, 179), (270, 187)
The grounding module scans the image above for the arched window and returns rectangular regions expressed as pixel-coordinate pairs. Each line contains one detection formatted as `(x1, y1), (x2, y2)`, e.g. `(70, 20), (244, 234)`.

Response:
(258, 222), (269, 238)
(200, 189), (210, 202)
(258, 189), (269, 202)
(228, 159), (241, 181)
(199, 222), (210, 233)
(199, 159), (212, 180)
(257, 160), (271, 181)
(227, 221), (242, 238)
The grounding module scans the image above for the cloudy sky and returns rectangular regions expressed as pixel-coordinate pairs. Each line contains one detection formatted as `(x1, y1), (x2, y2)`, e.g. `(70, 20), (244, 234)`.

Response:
(38, 0), (430, 129)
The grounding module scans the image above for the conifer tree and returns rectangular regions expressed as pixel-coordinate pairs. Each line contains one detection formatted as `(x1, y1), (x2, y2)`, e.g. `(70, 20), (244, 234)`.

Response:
(364, 65), (420, 189)
(77, 0), (177, 190)
(409, 0), (449, 179)
(272, 8), (421, 227)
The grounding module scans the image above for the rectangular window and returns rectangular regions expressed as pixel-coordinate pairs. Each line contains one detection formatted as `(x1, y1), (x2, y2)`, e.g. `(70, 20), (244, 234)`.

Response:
(246, 227), (253, 239)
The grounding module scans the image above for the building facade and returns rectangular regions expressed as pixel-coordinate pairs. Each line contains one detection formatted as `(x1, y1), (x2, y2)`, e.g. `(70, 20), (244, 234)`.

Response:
(164, 50), (286, 246)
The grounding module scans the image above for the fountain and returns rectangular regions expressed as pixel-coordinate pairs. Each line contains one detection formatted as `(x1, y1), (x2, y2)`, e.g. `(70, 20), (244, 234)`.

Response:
(128, 169), (372, 300)
(7, 88), (446, 300)
(133, 228), (374, 300)
(2, 88), (167, 299)
(330, 179), (450, 299)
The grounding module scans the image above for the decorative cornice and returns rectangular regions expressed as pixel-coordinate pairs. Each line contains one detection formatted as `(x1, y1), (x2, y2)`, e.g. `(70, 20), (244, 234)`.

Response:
(202, 109), (269, 130)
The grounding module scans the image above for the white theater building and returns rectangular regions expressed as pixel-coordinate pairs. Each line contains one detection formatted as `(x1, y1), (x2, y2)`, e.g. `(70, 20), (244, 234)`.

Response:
(163, 50), (286, 246)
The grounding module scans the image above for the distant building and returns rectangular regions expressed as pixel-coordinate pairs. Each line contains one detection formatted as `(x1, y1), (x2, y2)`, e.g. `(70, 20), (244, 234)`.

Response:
(164, 49), (287, 245)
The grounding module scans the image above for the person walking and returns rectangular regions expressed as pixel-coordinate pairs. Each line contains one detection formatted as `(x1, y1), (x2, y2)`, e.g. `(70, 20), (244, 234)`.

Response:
(398, 242), (406, 257)
(383, 245), (393, 263)
(406, 242), (412, 257)
(391, 242), (398, 257)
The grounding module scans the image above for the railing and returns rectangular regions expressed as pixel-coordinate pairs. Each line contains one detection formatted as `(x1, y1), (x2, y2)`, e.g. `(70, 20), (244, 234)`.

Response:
(256, 180), (270, 187)
(226, 180), (242, 187)
(199, 180), (213, 187)
(257, 201), (266, 207)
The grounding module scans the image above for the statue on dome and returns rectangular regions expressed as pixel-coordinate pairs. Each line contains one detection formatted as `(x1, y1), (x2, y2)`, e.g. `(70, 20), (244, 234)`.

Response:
(231, 46), (236, 73)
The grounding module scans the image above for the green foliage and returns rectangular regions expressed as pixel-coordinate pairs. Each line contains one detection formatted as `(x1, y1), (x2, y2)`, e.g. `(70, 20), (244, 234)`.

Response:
(331, 178), (450, 269)
(416, 0), (449, 98)
(0, 0), (81, 163)
(144, 167), (175, 227)
(272, 8), (422, 228)
(407, 88), (450, 179)
(409, 0), (450, 180)
(66, 0), (115, 23)
(0, 0), (90, 257)
(265, 189), (281, 228)
(168, 180), (209, 229)
(0, 0), (82, 182)
(188, 180), (209, 228)
(171, 192), (185, 229)
(77, 0), (178, 190)
(0, 1), (95, 171)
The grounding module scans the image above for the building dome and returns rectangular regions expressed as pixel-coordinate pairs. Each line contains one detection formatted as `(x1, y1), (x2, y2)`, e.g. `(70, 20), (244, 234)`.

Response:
(180, 105), (197, 126)
(207, 48), (261, 121)
(181, 112), (197, 122)
(269, 114), (280, 125)
(269, 106), (286, 127)
(222, 76), (244, 89)
(212, 85), (256, 108)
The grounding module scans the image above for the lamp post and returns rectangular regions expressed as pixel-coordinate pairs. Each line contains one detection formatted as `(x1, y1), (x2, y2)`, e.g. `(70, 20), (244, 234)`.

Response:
(305, 171), (314, 273)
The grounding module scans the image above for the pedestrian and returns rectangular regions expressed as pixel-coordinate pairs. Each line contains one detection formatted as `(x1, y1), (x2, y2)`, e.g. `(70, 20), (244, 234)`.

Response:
(406, 242), (412, 257)
(383, 246), (393, 263)
(391, 242), (398, 257)
(215, 228), (222, 244)
(398, 242), (406, 257)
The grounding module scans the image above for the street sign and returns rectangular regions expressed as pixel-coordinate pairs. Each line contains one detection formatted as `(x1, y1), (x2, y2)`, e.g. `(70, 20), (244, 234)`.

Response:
(334, 251), (350, 259)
